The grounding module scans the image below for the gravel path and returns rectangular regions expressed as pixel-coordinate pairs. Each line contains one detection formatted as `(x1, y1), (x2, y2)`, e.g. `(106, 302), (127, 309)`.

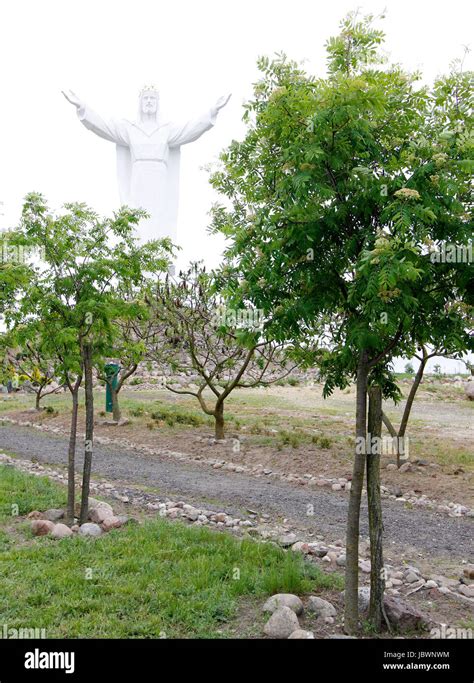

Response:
(0, 424), (471, 562)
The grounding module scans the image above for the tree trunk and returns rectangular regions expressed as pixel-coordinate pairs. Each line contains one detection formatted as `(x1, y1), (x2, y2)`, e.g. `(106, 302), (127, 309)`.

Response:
(367, 385), (385, 632)
(35, 391), (41, 410)
(382, 352), (427, 468)
(345, 351), (369, 634)
(65, 387), (80, 524)
(79, 344), (94, 525)
(111, 385), (121, 422)
(214, 401), (225, 440)
(396, 353), (426, 466)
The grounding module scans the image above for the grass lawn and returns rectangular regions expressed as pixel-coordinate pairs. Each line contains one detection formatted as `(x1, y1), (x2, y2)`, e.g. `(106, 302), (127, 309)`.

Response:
(0, 464), (341, 638)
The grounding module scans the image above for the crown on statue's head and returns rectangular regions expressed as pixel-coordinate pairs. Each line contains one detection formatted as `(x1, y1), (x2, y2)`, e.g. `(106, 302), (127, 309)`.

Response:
(140, 84), (159, 96)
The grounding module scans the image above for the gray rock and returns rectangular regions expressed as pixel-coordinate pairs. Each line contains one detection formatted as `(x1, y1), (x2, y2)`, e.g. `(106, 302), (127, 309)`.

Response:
(263, 594), (304, 616)
(43, 508), (65, 522)
(288, 629), (314, 639)
(464, 380), (474, 400)
(357, 587), (427, 630)
(182, 504), (200, 521)
(75, 497), (111, 517)
(278, 533), (298, 548)
(78, 523), (103, 537)
(307, 596), (336, 618)
(384, 596), (428, 631)
(430, 575), (458, 589)
(307, 544), (328, 558)
(358, 587), (371, 612)
(458, 585), (474, 598)
(116, 515), (138, 526)
(89, 505), (114, 524)
(405, 571), (419, 583)
(327, 634), (357, 639)
(291, 542), (309, 554)
(263, 607), (300, 638)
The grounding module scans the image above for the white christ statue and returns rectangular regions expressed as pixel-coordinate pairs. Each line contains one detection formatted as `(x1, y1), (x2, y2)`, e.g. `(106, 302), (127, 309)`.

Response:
(62, 87), (231, 243)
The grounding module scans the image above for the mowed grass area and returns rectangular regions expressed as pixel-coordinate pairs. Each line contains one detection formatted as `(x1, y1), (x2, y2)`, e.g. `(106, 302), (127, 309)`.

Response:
(0, 465), (340, 638)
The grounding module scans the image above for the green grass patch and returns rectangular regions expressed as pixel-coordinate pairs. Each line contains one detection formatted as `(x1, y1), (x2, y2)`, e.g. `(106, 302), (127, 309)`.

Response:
(0, 465), (67, 522)
(0, 466), (341, 638)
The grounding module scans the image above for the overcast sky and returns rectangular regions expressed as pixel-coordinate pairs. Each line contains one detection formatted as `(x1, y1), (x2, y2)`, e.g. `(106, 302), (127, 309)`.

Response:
(0, 0), (472, 372)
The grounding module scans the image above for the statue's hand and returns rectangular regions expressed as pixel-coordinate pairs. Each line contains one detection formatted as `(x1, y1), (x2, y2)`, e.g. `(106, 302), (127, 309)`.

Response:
(214, 93), (232, 112)
(61, 89), (82, 109)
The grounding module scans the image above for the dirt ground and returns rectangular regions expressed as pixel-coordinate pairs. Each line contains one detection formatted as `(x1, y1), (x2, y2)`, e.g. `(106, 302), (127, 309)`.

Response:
(3, 380), (472, 508)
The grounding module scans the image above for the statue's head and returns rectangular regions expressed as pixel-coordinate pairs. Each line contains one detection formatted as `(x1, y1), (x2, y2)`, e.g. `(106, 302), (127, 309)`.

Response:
(139, 86), (159, 118)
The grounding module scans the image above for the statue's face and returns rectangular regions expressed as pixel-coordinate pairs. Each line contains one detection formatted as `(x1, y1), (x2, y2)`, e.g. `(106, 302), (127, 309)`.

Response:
(141, 92), (158, 115)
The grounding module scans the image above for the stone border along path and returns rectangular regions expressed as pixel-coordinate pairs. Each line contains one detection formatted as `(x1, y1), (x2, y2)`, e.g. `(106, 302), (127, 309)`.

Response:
(1, 451), (473, 610)
(1, 416), (472, 519)
(0, 427), (472, 607)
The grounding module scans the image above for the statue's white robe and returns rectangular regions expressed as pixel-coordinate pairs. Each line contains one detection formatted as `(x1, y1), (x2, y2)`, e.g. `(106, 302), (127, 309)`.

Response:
(77, 105), (216, 243)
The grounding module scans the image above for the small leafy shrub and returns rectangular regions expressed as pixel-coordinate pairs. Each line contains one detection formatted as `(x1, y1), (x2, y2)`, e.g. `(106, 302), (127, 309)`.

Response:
(279, 430), (302, 448)
(312, 434), (333, 449)
(151, 407), (205, 427)
(287, 377), (300, 387)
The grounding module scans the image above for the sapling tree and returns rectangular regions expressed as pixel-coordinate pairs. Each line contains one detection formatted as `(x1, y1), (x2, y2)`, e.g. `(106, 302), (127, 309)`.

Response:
(1, 325), (65, 410)
(382, 342), (472, 467)
(142, 263), (295, 440)
(209, 12), (473, 633)
(10, 193), (172, 523)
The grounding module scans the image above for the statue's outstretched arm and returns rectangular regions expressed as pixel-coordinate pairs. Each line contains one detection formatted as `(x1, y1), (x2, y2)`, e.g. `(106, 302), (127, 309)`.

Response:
(62, 89), (129, 147)
(168, 93), (231, 148)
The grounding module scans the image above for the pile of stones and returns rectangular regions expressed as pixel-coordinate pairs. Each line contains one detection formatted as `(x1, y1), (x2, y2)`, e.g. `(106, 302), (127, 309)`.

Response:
(261, 590), (430, 638)
(27, 498), (132, 539)
(262, 593), (337, 639)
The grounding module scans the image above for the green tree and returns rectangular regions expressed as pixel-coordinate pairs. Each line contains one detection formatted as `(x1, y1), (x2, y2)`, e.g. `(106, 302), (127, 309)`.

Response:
(8, 194), (172, 523)
(0, 324), (65, 410)
(210, 13), (473, 632)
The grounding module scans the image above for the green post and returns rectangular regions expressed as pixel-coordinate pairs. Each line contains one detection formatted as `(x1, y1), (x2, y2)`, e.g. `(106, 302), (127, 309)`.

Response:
(105, 363), (120, 413)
